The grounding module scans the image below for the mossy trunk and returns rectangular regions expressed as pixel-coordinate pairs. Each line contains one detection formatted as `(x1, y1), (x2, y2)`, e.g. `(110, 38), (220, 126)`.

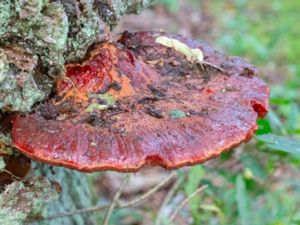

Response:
(34, 166), (97, 225)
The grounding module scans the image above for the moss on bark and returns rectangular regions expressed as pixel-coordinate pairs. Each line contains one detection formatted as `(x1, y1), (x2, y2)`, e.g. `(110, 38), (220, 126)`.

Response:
(33, 165), (97, 225)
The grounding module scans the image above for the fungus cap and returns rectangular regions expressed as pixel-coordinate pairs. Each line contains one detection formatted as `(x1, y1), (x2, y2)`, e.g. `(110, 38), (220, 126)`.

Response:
(12, 32), (269, 172)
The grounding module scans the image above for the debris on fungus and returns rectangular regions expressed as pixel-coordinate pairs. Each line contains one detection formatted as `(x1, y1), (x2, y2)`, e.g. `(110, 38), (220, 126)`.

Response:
(155, 36), (204, 63)
(12, 31), (269, 172)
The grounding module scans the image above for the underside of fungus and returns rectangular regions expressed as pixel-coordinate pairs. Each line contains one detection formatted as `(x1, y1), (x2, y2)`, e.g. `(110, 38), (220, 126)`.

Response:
(12, 31), (269, 172)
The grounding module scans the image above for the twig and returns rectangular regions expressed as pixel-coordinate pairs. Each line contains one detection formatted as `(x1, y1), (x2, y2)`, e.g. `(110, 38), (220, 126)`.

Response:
(203, 61), (225, 73)
(119, 172), (177, 208)
(155, 174), (184, 225)
(103, 173), (130, 225)
(169, 185), (208, 222)
(62, 76), (77, 91)
(31, 172), (176, 222)
(3, 169), (22, 181)
(39, 205), (108, 221)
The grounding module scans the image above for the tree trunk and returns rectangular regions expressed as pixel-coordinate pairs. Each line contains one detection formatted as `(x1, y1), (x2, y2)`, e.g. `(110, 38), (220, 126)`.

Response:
(34, 166), (97, 225)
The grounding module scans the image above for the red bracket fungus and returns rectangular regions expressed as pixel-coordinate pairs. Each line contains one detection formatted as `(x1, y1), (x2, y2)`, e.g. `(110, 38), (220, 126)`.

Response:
(12, 32), (269, 172)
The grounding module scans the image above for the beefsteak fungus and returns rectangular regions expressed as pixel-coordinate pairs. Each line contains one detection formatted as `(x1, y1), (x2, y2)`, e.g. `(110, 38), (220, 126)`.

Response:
(12, 32), (269, 172)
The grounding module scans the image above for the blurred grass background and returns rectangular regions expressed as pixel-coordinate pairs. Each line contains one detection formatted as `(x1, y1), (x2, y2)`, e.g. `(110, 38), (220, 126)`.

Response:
(105, 1), (300, 224)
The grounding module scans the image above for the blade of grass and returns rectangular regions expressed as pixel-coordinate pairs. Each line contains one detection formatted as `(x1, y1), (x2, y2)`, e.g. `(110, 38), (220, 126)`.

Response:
(236, 175), (249, 225)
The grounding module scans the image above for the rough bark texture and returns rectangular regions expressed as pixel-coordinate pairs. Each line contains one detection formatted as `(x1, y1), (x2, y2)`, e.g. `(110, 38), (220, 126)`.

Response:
(0, 1), (153, 224)
(0, 177), (59, 225)
(34, 165), (97, 225)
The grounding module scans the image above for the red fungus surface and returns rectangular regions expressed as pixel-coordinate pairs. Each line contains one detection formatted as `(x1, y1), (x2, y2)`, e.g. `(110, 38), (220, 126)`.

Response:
(12, 32), (269, 172)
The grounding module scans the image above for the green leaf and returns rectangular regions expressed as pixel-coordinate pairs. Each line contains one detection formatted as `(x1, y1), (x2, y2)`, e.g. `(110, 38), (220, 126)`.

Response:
(236, 175), (250, 225)
(96, 94), (116, 106)
(86, 94), (116, 112)
(169, 110), (186, 119)
(89, 93), (116, 105)
(287, 103), (299, 133)
(200, 204), (225, 224)
(267, 109), (287, 135)
(256, 134), (300, 159)
(240, 154), (267, 180)
(184, 165), (205, 222)
(85, 103), (108, 112)
(256, 119), (272, 135)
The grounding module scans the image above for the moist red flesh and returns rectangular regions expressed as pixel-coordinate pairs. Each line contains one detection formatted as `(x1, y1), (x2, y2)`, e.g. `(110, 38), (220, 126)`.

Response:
(12, 32), (269, 172)
(58, 48), (113, 94)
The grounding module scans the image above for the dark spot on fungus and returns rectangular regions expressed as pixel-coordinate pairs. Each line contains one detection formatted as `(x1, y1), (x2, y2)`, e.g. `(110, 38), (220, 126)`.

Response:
(145, 107), (164, 119)
(109, 81), (122, 91)
(147, 84), (166, 98)
(138, 96), (161, 104)
(85, 114), (103, 127)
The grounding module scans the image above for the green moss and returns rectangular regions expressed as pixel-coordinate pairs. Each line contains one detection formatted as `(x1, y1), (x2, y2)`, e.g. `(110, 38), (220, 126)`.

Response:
(96, 0), (154, 28)
(11, 1), (68, 74)
(0, 1), (13, 36)
(113, 0), (154, 14)
(0, 48), (44, 112)
(0, 177), (59, 225)
(66, 11), (102, 62)
(0, 130), (12, 156)
(35, 165), (97, 225)
(14, 0), (49, 21)
(0, 52), (9, 83)
(0, 1), (68, 112)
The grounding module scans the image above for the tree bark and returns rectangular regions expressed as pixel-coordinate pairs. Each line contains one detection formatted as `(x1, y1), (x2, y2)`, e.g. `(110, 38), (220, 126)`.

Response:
(34, 165), (97, 225)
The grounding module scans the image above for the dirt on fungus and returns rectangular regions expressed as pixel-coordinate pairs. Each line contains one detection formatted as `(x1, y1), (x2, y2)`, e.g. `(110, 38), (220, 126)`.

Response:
(12, 31), (269, 172)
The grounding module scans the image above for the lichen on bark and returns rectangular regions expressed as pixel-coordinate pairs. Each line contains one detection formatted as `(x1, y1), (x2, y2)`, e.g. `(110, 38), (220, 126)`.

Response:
(33, 165), (97, 225)
(0, 0), (68, 112)
(95, 0), (154, 28)
(0, 47), (44, 112)
(0, 177), (59, 225)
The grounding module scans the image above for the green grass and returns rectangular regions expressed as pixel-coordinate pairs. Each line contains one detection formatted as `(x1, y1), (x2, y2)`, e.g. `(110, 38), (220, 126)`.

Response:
(158, 1), (300, 224)
(191, 1), (300, 224)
